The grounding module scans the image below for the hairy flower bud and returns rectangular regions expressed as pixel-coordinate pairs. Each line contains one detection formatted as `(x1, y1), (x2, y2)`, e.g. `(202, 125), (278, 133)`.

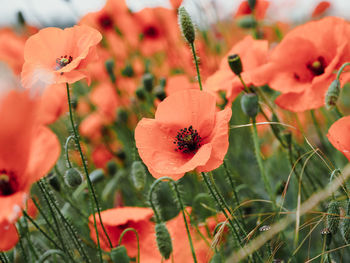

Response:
(248, 0), (257, 10)
(228, 54), (243, 76)
(341, 199), (350, 243)
(327, 200), (340, 234)
(241, 93), (259, 118)
(131, 161), (146, 191)
(64, 168), (83, 188)
(178, 7), (195, 44)
(210, 252), (223, 263)
(155, 223), (173, 259)
(325, 79), (340, 109)
(237, 15), (258, 29)
(110, 245), (130, 263)
(135, 87), (146, 101)
(105, 59), (116, 83)
(154, 85), (166, 101)
(142, 73), (154, 92)
(48, 172), (61, 192)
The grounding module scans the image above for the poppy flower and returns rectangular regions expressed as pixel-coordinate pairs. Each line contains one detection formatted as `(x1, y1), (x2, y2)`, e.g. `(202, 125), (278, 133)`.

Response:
(0, 72), (60, 250)
(235, 0), (270, 20)
(89, 207), (212, 262)
(327, 116), (350, 161)
(165, 75), (198, 96)
(255, 17), (350, 112)
(311, 1), (331, 18)
(135, 89), (232, 180)
(21, 25), (102, 89)
(205, 36), (269, 103)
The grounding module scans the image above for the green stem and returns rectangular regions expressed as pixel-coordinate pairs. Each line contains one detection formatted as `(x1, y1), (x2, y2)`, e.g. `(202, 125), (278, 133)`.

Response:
(238, 74), (250, 93)
(118, 228), (140, 263)
(36, 250), (67, 263)
(190, 43), (202, 91)
(65, 83), (113, 254)
(336, 62), (350, 80)
(333, 106), (344, 119)
(251, 118), (275, 205)
(149, 177), (198, 263)
(310, 110), (328, 153)
(0, 252), (10, 263)
(20, 215), (39, 260)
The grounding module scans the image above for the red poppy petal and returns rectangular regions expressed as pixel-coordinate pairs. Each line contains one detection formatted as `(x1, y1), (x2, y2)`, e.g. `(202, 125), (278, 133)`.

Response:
(0, 221), (19, 251)
(327, 116), (350, 161)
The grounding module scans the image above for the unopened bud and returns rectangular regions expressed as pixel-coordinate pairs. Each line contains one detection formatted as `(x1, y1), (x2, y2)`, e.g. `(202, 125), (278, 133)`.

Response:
(248, 0), (257, 10)
(241, 93), (259, 118)
(325, 79), (340, 110)
(121, 63), (134, 77)
(48, 172), (61, 192)
(117, 108), (128, 124)
(178, 7), (195, 44)
(116, 149), (126, 161)
(228, 54), (243, 76)
(155, 223), (173, 259)
(210, 252), (223, 263)
(106, 161), (118, 176)
(237, 15), (258, 29)
(341, 199), (350, 243)
(17, 11), (26, 26)
(89, 169), (104, 184)
(135, 87), (146, 100)
(142, 73), (154, 92)
(159, 77), (166, 87)
(154, 85), (166, 101)
(64, 168), (83, 188)
(131, 161), (146, 191)
(110, 245), (130, 263)
(327, 200), (340, 234)
(105, 59), (116, 83)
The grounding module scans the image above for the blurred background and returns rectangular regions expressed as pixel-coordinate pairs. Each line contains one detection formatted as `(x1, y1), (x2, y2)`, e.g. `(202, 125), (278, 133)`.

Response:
(1, 0), (350, 29)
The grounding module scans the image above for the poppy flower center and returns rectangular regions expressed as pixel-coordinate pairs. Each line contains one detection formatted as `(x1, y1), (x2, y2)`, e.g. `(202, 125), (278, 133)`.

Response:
(307, 56), (326, 76)
(143, 25), (160, 39)
(56, 55), (73, 70)
(98, 14), (114, 30)
(174, 125), (202, 154)
(0, 170), (17, 196)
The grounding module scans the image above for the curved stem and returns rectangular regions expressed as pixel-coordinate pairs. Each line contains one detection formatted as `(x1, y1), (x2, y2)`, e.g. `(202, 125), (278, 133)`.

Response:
(65, 83), (113, 253)
(149, 177), (198, 263)
(336, 62), (350, 80)
(190, 43), (202, 91)
(64, 135), (75, 168)
(36, 250), (67, 263)
(118, 228), (140, 263)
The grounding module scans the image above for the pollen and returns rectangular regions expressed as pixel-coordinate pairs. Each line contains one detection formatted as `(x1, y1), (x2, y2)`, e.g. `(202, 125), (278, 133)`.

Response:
(56, 55), (73, 70)
(173, 125), (202, 154)
(307, 56), (326, 76)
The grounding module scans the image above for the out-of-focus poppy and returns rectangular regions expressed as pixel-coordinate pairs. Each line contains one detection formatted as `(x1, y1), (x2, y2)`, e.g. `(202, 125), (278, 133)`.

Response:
(21, 25), (102, 88)
(255, 17), (350, 112)
(205, 36), (269, 103)
(327, 115), (350, 161)
(235, 0), (270, 20)
(135, 89), (231, 180)
(312, 1), (331, 18)
(165, 75), (198, 96)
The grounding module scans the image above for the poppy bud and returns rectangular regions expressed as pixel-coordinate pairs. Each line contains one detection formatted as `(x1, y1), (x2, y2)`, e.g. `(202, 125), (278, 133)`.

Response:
(241, 93), (259, 118)
(105, 59), (116, 83)
(142, 73), (154, 92)
(327, 200), (340, 234)
(228, 54), (243, 76)
(159, 77), (166, 87)
(121, 63), (134, 77)
(89, 169), (104, 184)
(325, 79), (340, 110)
(178, 7), (195, 44)
(135, 87), (146, 101)
(210, 252), (223, 263)
(131, 161), (146, 191)
(341, 199), (350, 243)
(17, 11), (26, 26)
(117, 108), (128, 124)
(110, 245), (130, 263)
(64, 168), (83, 188)
(248, 0), (256, 10)
(116, 149), (126, 161)
(48, 172), (61, 192)
(154, 85), (166, 101)
(106, 161), (118, 176)
(237, 15), (258, 29)
(192, 193), (215, 222)
(155, 223), (173, 259)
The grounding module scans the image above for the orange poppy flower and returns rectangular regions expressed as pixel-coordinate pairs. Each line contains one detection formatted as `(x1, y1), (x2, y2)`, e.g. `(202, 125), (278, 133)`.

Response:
(165, 75), (198, 96)
(21, 25), (102, 88)
(0, 79), (60, 250)
(312, 1), (331, 18)
(170, 0), (183, 9)
(235, 0), (270, 20)
(205, 36), (269, 103)
(135, 89), (232, 180)
(255, 17), (350, 112)
(327, 116), (350, 161)
(89, 207), (213, 262)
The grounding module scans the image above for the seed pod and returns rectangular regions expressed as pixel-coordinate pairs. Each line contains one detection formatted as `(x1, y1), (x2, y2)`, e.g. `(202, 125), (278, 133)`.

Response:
(178, 7), (195, 44)
(106, 161), (118, 176)
(341, 199), (350, 243)
(105, 59), (116, 83)
(325, 79), (340, 110)
(155, 223), (173, 259)
(17, 11), (26, 26)
(121, 63), (134, 77)
(135, 87), (146, 100)
(131, 161), (146, 191)
(142, 73), (154, 92)
(117, 108), (128, 124)
(48, 172), (61, 192)
(248, 0), (256, 10)
(192, 193), (215, 222)
(228, 54), (243, 76)
(326, 200), (340, 234)
(241, 93), (259, 118)
(237, 15), (258, 29)
(154, 85), (166, 101)
(210, 252), (223, 263)
(64, 168), (83, 188)
(89, 169), (104, 184)
(110, 245), (130, 263)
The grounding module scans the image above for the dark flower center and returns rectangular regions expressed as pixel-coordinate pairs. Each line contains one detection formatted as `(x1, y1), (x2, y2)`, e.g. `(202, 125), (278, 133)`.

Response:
(143, 25), (160, 39)
(0, 170), (17, 196)
(307, 56), (326, 76)
(56, 55), (73, 70)
(174, 125), (202, 154)
(98, 14), (114, 30)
